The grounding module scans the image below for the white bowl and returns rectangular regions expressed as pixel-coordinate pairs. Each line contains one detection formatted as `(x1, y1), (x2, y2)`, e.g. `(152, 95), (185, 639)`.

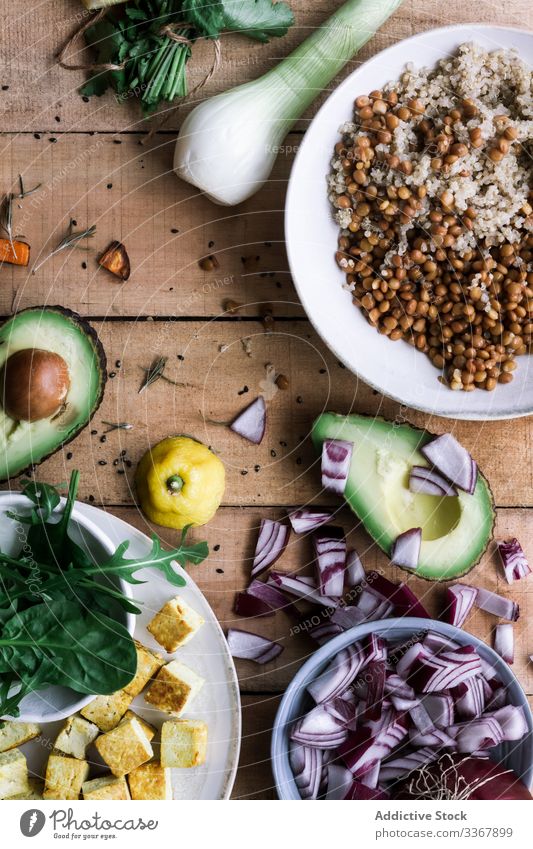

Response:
(0, 493), (135, 723)
(285, 24), (533, 420)
(272, 618), (533, 799)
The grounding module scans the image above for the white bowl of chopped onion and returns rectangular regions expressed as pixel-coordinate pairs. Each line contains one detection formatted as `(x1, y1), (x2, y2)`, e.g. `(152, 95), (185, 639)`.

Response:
(285, 24), (533, 420)
(271, 618), (533, 800)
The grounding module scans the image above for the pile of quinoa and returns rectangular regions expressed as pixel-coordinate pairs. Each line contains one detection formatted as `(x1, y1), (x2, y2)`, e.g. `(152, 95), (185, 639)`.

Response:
(328, 43), (533, 391)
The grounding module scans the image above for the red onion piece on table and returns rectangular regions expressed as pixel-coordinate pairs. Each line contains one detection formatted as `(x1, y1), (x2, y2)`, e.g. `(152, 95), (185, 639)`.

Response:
(474, 587), (519, 621)
(313, 526), (346, 597)
(233, 591), (274, 618)
(250, 518), (290, 579)
(309, 621), (343, 645)
(494, 623), (514, 664)
(365, 570), (430, 618)
(246, 578), (297, 615)
(498, 538), (531, 584)
(288, 508), (333, 534)
(409, 465), (458, 497)
(345, 549), (365, 588)
(321, 439), (353, 495)
(268, 571), (339, 607)
(226, 628), (283, 664)
(444, 584), (478, 628)
(421, 432), (477, 494)
(229, 395), (266, 443)
(391, 527), (422, 571)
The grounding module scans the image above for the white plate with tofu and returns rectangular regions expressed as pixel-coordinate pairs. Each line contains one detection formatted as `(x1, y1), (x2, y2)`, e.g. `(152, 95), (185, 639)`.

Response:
(0, 502), (241, 801)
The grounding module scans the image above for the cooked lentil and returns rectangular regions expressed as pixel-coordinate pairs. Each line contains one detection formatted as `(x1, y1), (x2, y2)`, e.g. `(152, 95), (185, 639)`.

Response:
(328, 43), (533, 391)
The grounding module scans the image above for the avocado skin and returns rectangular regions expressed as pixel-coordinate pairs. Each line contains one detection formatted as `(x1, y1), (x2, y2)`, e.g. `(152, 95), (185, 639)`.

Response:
(312, 411), (496, 582)
(0, 306), (107, 483)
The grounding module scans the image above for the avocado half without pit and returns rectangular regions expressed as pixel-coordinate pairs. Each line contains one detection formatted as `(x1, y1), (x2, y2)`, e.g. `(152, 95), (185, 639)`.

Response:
(312, 412), (495, 581)
(0, 307), (106, 481)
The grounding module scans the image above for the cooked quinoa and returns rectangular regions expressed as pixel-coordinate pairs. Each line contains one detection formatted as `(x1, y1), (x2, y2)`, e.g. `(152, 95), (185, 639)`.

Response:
(329, 43), (533, 392)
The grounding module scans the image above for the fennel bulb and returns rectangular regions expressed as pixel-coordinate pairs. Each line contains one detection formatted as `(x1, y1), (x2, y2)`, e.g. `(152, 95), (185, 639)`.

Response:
(174, 0), (404, 205)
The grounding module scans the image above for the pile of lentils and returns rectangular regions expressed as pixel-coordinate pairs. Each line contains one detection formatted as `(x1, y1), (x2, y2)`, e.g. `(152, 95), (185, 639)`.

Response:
(329, 44), (533, 392)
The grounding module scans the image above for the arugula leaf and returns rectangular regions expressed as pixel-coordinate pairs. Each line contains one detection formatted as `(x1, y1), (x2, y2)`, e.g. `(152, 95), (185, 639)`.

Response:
(7, 479), (62, 525)
(220, 0), (294, 42)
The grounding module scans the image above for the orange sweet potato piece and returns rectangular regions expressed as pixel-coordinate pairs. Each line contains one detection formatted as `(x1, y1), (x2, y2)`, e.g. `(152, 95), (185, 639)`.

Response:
(0, 238), (30, 267)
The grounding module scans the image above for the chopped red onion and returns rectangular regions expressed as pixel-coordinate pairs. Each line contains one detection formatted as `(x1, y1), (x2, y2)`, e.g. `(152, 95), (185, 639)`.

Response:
(226, 628), (283, 664)
(498, 538), (531, 584)
(309, 621), (343, 645)
(423, 631), (460, 654)
(339, 715), (408, 777)
(421, 432), (477, 494)
(359, 760), (380, 789)
(363, 661), (387, 721)
(288, 508), (333, 534)
(453, 677), (485, 719)
(251, 518), (290, 579)
(307, 643), (365, 704)
(385, 673), (415, 701)
(313, 526), (346, 597)
(444, 584), (478, 628)
(453, 717), (504, 753)
(345, 549), (365, 588)
(494, 623), (514, 664)
(230, 395), (266, 444)
(474, 586), (519, 621)
(344, 781), (389, 800)
(362, 633), (388, 664)
(290, 743), (323, 800)
(321, 439), (353, 495)
(324, 764), (353, 800)
(246, 578), (298, 616)
(291, 706), (348, 749)
(268, 571), (339, 608)
(408, 700), (436, 735)
(409, 727), (455, 748)
(233, 591), (275, 618)
(396, 643), (432, 679)
(409, 465), (458, 497)
(410, 645), (482, 693)
(379, 747), (437, 781)
(331, 605), (366, 630)
(420, 694), (454, 729)
(365, 571), (430, 618)
(391, 527), (422, 572)
(486, 705), (528, 741)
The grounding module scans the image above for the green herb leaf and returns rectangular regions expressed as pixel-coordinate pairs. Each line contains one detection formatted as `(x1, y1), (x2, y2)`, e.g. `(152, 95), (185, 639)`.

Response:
(221, 0), (294, 42)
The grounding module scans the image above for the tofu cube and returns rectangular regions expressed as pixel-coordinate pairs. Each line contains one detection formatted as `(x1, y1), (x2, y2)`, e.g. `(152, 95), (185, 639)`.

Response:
(5, 777), (43, 800)
(0, 749), (29, 799)
(0, 722), (41, 753)
(144, 661), (204, 716)
(95, 717), (153, 777)
(161, 720), (208, 768)
(54, 715), (99, 760)
(147, 596), (204, 652)
(122, 711), (156, 742)
(44, 751), (89, 800)
(128, 761), (172, 800)
(83, 775), (131, 800)
(124, 642), (164, 697)
(80, 690), (133, 732)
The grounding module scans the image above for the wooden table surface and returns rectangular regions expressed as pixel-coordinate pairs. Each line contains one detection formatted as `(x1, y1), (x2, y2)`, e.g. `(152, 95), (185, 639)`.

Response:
(1, 0), (532, 799)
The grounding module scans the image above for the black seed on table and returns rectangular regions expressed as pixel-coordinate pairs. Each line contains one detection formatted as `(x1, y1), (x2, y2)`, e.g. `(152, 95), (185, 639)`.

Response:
(107, 183), (113, 189)
(88, 495), (95, 502)
(49, 137), (57, 143)
(98, 460), (107, 466)
(296, 396), (303, 404)
(241, 470), (248, 476)
(337, 361), (346, 369)
(115, 360), (121, 369)
(237, 385), (249, 395)
(117, 469), (125, 475)
(34, 133), (41, 139)
(121, 449), (127, 457)
(276, 281), (282, 288)
(213, 544), (220, 552)
(82, 95), (89, 102)
(296, 457), (302, 465)
(254, 464), (260, 472)
(279, 440), (287, 447)
(109, 372), (116, 379)
(171, 228), (179, 234)
(208, 240), (214, 248)
(216, 568), (224, 574)
(71, 220), (77, 226)
(319, 368), (326, 374)
(82, 261), (87, 269)
(271, 450), (276, 457)
(113, 459), (119, 467)
(125, 460), (132, 468)
(55, 115), (60, 122)
(177, 354), (184, 361)
(113, 139), (122, 144)
(2, 85), (9, 91)
(91, 429), (97, 435)
(100, 435), (107, 444)
(169, 287), (174, 291)
(66, 452), (73, 460)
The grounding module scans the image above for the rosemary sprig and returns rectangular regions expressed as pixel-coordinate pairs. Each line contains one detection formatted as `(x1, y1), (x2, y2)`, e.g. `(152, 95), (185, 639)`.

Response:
(139, 356), (167, 394)
(18, 174), (42, 199)
(102, 421), (134, 433)
(32, 223), (96, 275)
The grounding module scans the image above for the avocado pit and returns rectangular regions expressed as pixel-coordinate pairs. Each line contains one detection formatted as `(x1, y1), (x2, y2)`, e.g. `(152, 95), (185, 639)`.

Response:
(1, 348), (70, 422)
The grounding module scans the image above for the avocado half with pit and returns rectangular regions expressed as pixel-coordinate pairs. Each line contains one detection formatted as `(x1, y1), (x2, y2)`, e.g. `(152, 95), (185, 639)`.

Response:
(0, 306), (106, 481)
(312, 412), (495, 581)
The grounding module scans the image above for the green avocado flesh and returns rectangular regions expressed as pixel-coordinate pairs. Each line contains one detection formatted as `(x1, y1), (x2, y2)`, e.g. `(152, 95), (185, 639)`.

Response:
(0, 307), (106, 481)
(312, 412), (495, 581)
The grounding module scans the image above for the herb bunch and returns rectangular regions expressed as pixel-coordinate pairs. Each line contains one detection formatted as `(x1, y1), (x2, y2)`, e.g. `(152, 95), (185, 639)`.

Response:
(0, 471), (208, 716)
(81, 0), (294, 113)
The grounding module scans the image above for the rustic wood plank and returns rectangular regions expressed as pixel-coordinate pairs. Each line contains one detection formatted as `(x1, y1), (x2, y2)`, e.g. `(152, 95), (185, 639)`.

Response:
(0, 133), (296, 317)
(104, 505), (533, 695)
(1, 1), (531, 133)
(9, 319), (531, 508)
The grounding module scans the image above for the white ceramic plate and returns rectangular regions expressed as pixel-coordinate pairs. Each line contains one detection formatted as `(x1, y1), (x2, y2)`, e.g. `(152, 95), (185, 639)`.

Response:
(285, 24), (533, 420)
(1, 499), (241, 800)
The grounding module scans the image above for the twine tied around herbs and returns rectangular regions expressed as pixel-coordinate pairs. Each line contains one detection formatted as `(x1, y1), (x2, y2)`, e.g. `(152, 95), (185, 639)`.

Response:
(56, 12), (221, 100)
